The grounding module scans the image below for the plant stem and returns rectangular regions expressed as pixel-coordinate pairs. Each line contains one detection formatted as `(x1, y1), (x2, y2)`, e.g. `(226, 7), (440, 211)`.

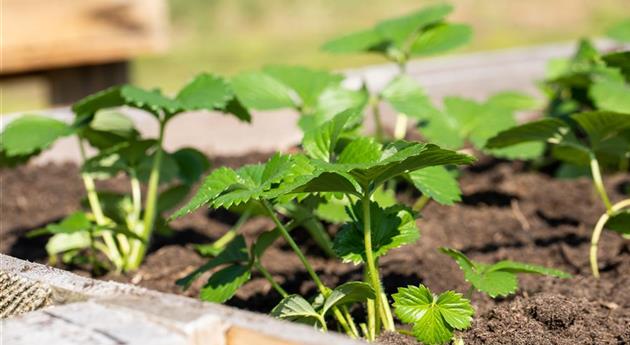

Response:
(398, 329), (414, 337)
(412, 194), (432, 212)
(361, 194), (395, 334)
(393, 113), (408, 140)
(201, 208), (252, 256)
(77, 138), (123, 270)
(262, 200), (357, 338)
(371, 97), (384, 142)
(590, 154), (612, 212)
(366, 299), (376, 341)
(341, 306), (359, 337)
(128, 122), (166, 269)
(263, 201), (325, 290)
(254, 261), (288, 297)
(590, 198), (630, 278)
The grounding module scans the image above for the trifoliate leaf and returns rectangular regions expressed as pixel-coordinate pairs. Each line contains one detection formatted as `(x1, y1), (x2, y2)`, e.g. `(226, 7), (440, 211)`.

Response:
(334, 202), (419, 264)
(380, 75), (439, 120)
(170, 167), (240, 219)
(408, 166), (461, 205)
(231, 71), (296, 110)
(321, 281), (376, 316)
(1, 115), (72, 156)
(199, 264), (251, 303)
(393, 285), (473, 345)
(177, 235), (250, 289)
(605, 210), (630, 234)
(271, 295), (324, 328)
(292, 140), (474, 196)
(410, 23), (472, 57)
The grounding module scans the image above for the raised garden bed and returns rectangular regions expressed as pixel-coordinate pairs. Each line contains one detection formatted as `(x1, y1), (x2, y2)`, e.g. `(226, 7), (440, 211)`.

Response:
(2, 152), (629, 344)
(1, 7), (629, 343)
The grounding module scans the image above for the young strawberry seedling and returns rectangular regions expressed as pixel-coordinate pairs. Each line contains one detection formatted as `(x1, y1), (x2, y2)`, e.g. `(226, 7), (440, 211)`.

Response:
(173, 109), (477, 343)
(440, 248), (571, 299)
(486, 111), (630, 278)
(1, 73), (251, 273)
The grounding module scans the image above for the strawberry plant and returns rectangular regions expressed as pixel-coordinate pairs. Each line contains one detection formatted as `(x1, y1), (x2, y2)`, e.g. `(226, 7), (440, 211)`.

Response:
(1, 73), (251, 273)
(486, 110), (630, 278)
(440, 248), (571, 299)
(172, 108), (478, 343)
(322, 3), (471, 142)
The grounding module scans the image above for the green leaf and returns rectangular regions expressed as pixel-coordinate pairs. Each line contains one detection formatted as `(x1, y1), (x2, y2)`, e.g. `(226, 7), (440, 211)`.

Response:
(172, 147), (211, 185)
(334, 202), (419, 264)
(175, 73), (233, 111)
(1, 115), (72, 156)
(572, 111), (630, 147)
(607, 19), (630, 43)
(485, 261), (572, 278)
(337, 137), (383, 164)
(408, 166), (461, 205)
(310, 86), (367, 129)
(485, 118), (573, 148)
(302, 108), (360, 161)
(271, 295), (323, 328)
(393, 285), (473, 345)
(28, 212), (93, 237)
(177, 235), (249, 289)
(488, 142), (546, 160)
(171, 167), (241, 219)
(73, 85), (183, 121)
(263, 65), (343, 109)
(321, 29), (384, 54)
(294, 140), (474, 195)
(45, 232), (91, 256)
(410, 23), (472, 57)
(606, 210), (630, 234)
(380, 75), (439, 120)
(288, 171), (360, 196)
(321, 281), (375, 316)
(590, 77), (630, 113)
(440, 247), (571, 298)
(211, 154), (299, 209)
(199, 264), (251, 303)
(231, 71), (296, 110)
(486, 91), (540, 111)
(375, 4), (453, 48)
(88, 110), (137, 138)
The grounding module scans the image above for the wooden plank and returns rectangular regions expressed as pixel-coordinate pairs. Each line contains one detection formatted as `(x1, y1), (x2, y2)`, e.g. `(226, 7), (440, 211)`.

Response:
(1, 0), (168, 74)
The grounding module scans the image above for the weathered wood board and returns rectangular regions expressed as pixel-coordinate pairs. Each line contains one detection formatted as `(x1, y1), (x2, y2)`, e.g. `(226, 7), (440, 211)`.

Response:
(1, 0), (168, 74)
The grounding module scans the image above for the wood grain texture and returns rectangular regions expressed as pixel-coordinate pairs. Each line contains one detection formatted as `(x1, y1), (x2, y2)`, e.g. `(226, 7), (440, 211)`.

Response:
(1, 0), (169, 74)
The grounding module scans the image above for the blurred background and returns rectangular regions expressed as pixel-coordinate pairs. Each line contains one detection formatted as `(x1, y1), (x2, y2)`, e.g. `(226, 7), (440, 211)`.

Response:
(1, 0), (628, 113)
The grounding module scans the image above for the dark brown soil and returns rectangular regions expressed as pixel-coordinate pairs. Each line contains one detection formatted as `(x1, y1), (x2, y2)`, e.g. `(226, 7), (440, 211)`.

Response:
(1, 155), (629, 345)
